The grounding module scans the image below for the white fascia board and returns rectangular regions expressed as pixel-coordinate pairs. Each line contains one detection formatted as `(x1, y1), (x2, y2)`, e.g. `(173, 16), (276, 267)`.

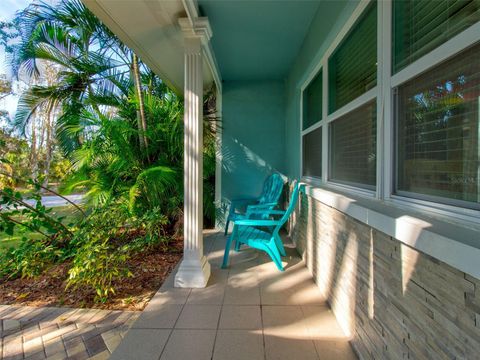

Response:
(82, 0), (222, 94)
(302, 182), (480, 280)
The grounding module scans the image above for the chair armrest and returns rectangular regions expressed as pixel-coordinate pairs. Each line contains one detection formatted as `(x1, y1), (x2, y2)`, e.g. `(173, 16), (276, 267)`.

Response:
(245, 203), (276, 216)
(234, 219), (280, 227)
(246, 208), (285, 218)
(246, 202), (277, 210)
(229, 198), (259, 214)
(231, 198), (259, 205)
(258, 210), (285, 216)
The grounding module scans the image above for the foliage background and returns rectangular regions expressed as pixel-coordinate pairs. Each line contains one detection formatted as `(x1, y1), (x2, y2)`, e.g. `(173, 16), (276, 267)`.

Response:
(0, 0), (219, 302)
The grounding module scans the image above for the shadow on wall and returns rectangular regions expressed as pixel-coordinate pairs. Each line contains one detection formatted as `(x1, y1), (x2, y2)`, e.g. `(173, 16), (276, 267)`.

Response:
(290, 190), (480, 358)
(217, 80), (286, 225)
(217, 134), (286, 225)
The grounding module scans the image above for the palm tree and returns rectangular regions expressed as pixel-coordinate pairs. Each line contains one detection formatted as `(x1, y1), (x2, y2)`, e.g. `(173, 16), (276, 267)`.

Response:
(5, 0), (219, 225)
(5, 1), (137, 148)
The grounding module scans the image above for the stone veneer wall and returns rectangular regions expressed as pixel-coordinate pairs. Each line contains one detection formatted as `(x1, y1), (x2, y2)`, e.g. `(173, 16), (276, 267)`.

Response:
(291, 192), (480, 359)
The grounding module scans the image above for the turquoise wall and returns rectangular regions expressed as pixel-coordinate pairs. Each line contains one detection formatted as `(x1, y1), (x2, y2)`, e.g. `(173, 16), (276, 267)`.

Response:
(217, 1), (360, 223)
(221, 80), (286, 206)
(284, 0), (359, 179)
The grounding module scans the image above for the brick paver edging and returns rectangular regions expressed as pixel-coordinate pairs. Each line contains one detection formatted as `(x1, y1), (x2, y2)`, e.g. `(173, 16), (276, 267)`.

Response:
(0, 305), (139, 360)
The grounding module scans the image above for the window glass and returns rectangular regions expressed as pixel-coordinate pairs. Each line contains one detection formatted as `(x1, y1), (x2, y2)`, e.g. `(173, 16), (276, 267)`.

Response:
(396, 43), (480, 208)
(393, 0), (480, 73)
(330, 101), (377, 189)
(328, 1), (377, 113)
(303, 127), (322, 178)
(303, 70), (322, 130)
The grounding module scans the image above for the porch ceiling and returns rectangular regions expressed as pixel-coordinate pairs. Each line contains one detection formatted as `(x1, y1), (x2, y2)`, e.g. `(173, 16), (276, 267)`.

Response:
(82, 0), (214, 93)
(197, 0), (321, 81)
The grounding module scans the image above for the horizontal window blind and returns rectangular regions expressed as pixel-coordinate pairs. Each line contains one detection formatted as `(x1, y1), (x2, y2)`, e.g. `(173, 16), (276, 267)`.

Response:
(396, 43), (480, 207)
(303, 127), (322, 178)
(330, 101), (377, 189)
(303, 70), (322, 130)
(393, 0), (480, 73)
(328, 1), (377, 114)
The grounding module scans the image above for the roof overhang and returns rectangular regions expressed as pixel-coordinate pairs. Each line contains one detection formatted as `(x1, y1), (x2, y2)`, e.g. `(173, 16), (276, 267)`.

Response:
(82, 0), (216, 94)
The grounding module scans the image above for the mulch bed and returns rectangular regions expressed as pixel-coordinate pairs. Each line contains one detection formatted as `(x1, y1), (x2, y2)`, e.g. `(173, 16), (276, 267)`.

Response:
(0, 238), (183, 311)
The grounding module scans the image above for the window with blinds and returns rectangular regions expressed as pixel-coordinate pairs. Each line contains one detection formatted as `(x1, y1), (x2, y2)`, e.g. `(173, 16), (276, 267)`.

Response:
(328, 1), (377, 114)
(330, 101), (377, 189)
(396, 43), (480, 208)
(303, 70), (323, 130)
(303, 127), (322, 178)
(393, 0), (480, 74)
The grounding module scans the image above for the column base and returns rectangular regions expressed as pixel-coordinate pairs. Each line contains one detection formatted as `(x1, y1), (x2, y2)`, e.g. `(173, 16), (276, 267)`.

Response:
(174, 255), (211, 288)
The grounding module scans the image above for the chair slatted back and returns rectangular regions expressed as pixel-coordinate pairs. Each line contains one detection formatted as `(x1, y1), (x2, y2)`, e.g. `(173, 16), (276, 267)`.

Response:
(273, 181), (304, 234)
(258, 173), (283, 204)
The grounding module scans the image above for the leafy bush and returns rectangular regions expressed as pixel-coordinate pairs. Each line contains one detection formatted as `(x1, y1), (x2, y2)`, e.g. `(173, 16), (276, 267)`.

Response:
(0, 180), (174, 302)
(127, 207), (170, 252)
(67, 238), (131, 303)
(0, 0), (220, 304)
(0, 165), (84, 279)
(66, 203), (170, 302)
(0, 182), (77, 242)
(0, 237), (62, 279)
(65, 204), (130, 302)
(128, 166), (180, 216)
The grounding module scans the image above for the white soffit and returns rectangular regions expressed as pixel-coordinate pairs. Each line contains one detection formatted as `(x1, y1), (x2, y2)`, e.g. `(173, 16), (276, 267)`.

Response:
(82, 0), (214, 94)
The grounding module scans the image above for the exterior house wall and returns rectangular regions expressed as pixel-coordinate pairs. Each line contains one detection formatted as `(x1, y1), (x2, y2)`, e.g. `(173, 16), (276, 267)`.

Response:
(291, 193), (480, 359)
(284, 0), (358, 179)
(220, 80), (286, 218)
(282, 2), (480, 359)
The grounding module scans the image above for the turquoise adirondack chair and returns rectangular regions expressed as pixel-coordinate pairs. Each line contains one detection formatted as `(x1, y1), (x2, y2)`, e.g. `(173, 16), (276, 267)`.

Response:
(222, 181), (304, 271)
(224, 173), (284, 235)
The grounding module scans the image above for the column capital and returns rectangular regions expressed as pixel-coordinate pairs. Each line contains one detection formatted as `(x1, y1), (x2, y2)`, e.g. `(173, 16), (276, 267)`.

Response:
(179, 17), (212, 45)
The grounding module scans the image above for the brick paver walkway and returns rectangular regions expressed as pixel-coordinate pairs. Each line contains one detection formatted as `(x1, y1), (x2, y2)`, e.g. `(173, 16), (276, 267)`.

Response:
(0, 305), (138, 360)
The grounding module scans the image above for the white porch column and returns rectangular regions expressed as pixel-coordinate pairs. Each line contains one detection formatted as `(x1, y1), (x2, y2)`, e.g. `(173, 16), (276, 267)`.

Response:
(175, 17), (212, 288)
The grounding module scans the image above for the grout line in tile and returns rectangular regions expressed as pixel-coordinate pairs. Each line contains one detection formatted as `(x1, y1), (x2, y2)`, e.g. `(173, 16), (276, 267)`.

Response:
(155, 270), (191, 360)
(300, 306), (322, 360)
(260, 304), (267, 360)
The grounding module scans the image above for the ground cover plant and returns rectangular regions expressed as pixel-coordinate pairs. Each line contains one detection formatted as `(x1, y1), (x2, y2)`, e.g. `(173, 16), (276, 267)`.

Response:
(0, 0), (218, 307)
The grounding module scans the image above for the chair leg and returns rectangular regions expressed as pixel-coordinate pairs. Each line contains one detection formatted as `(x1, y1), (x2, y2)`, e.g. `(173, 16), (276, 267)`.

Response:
(222, 234), (234, 269)
(274, 234), (286, 257)
(224, 219), (230, 236)
(234, 238), (241, 252)
(265, 242), (284, 271)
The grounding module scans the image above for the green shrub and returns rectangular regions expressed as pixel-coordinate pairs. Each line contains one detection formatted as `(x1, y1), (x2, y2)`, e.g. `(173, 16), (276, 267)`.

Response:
(127, 208), (170, 253)
(0, 237), (62, 279)
(0, 177), (80, 280)
(64, 203), (137, 302)
(67, 237), (131, 303)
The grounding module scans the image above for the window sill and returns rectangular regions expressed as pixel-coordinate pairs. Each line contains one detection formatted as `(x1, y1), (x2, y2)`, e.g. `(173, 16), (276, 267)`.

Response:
(301, 179), (480, 279)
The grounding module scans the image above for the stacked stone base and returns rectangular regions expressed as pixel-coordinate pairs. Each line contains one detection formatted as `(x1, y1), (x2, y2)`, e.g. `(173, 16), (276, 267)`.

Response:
(291, 192), (480, 359)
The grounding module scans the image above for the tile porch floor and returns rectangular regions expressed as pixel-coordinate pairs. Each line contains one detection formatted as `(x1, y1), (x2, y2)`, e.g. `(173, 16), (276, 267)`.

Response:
(111, 230), (357, 360)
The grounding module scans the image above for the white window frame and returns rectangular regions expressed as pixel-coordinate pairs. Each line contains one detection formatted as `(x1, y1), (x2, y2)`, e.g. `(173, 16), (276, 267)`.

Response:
(300, 0), (377, 197)
(299, 0), (480, 222)
(300, 68), (324, 183)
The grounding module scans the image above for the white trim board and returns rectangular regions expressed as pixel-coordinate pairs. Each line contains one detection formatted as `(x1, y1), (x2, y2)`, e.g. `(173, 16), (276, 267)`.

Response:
(390, 22), (480, 88)
(302, 182), (480, 280)
(183, 0), (223, 93)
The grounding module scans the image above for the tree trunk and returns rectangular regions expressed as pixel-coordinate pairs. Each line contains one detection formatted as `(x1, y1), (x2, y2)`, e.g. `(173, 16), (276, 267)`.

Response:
(132, 53), (148, 150)
(30, 119), (38, 181)
(42, 107), (53, 187)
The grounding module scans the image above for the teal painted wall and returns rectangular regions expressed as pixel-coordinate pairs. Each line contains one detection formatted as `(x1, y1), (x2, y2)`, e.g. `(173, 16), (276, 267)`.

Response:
(221, 80), (286, 207)
(217, 1), (361, 222)
(284, 0), (360, 179)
